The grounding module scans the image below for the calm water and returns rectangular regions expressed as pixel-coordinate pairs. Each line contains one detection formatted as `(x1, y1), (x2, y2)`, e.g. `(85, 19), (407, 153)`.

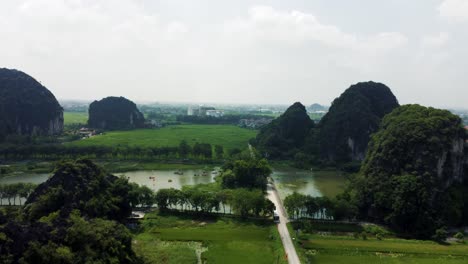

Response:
(0, 168), (341, 204)
(0, 170), (217, 191)
(272, 169), (322, 200)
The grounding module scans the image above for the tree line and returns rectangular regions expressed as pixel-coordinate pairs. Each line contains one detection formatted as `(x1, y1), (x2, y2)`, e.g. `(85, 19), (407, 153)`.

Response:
(0, 183), (37, 206)
(0, 141), (229, 161)
(128, 184), (275, 218)
(284, 192), (356, 221)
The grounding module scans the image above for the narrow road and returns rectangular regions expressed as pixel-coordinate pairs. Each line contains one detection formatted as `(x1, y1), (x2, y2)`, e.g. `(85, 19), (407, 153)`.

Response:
(267, 180), (301, 264)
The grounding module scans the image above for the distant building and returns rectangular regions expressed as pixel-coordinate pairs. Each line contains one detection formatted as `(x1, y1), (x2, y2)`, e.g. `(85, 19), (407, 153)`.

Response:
(145, 119), (163, 128)
(77, 127), (96, 139)
(206, 109), (225, 118)
(187, 106), (223, 117)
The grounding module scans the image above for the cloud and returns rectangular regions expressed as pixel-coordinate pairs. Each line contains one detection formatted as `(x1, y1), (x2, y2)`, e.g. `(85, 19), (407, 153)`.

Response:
(223, 6), (407, 72)
(439, 0), (468, 22)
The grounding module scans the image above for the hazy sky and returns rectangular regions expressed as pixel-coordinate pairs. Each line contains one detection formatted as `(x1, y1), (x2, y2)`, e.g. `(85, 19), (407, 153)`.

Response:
(1, 0), (468, 108)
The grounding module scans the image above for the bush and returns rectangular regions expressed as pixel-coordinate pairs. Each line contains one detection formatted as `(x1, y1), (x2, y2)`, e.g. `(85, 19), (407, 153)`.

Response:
(361, 232), (368, 240)
(432, 228), (448, 243)
(454, 232), (465, 243)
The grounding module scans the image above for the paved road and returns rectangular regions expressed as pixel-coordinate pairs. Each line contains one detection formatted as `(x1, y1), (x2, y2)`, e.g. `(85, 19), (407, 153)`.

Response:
(267, 181), (301, 264)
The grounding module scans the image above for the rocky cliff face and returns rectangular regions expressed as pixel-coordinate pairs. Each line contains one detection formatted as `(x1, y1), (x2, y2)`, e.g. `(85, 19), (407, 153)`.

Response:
(0, 68), (63, 137)
(88, 96), (145, 130)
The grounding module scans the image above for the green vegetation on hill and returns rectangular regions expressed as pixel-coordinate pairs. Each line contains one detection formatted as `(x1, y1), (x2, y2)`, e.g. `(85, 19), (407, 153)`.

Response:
(0, 68), (63, 139)
(88, 96), (145, 130)
(253, 102), (314, 159)
(318, 81), (399, 162)
(351, 104), (468, 238)
(68, 125), (257, 152)
(0, 160), (141, 263)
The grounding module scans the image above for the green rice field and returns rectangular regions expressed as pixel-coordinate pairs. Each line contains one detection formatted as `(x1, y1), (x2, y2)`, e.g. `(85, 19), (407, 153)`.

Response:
(133, 212), (287, 264)
(291, 225), (468, 264)
(67, 125), (257, 152)
(63, 111), (88, 125)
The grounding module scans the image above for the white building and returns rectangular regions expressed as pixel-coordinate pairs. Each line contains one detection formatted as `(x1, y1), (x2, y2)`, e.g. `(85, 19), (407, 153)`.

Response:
(206, 109), (224, 118)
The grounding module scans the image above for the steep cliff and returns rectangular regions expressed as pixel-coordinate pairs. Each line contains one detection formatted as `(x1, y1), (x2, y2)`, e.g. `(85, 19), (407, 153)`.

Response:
(318, 81), (399, 162)
(88, 96), (145, 130)
(0, 68), (63, 137)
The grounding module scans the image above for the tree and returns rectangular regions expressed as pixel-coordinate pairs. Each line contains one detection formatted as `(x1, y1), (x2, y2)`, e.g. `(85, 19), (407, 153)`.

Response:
(222, 158), (272, 190)
(215, 145), (224, 160)
(178, 140), (191, 158)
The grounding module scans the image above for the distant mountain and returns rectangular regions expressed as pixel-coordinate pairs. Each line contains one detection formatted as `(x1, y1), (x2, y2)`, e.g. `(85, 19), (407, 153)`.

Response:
(309, 103), (328, 112)
(0, 68), (63, 138)
(88, 96), (145, 130)
(253, 102), (314, 159)
(317, 81), (399, 162)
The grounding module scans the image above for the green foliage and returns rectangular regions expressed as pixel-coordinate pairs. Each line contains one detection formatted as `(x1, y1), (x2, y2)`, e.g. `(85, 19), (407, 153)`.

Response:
(352, 104), (467, 238)
(67, 124), (256, 153)
(253, 102), (314, 159)
(432, 228), (448, 243)
(24, 159), (132, 221)
(88, 96), (145, 130)
(0, 160), (142, 264)
(318, 81), (399, 162)
(221, 158), (272, 190)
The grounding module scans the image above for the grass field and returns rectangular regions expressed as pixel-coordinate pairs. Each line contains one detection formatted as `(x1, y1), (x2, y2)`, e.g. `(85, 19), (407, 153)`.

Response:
(67, 125), (257, 152)
(289, 224), (468, 264)
(133, 212), (287, 264)
(64, 111), (88, 125)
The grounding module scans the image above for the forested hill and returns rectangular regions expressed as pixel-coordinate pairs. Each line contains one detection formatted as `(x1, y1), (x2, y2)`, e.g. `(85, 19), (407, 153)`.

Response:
(0, 159), (141, 263)
(0, 68), (63, 138)
(318, 81), (399, 162)
(252, 102), (314, 159)
(352, 104), (468, 238)
(88, 96), (145, 130)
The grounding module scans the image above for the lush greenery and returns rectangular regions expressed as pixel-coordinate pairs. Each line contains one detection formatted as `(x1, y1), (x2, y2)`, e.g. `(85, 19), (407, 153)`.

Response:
(68, 124), (257, 153)
(0, 125), (257, 161)
(284, 192), (356, 221)
(0, 183), (37, 206)
(0, 159), (142, 263)
(290, 221), (468, 264)
(134, 212), (287, 264)
(88, 96), (145, 130)
(63, 112), (88, 126)
(252, 82), (399, 167)
(177, 114), (271, 125)
(0, 68), (63, 139)
(252, 102), (314, 159)
(153, 185), (275, 218)
(317, 81), (399, 162)
(350, 104), (468, 238)
(221, 158), (272, 190)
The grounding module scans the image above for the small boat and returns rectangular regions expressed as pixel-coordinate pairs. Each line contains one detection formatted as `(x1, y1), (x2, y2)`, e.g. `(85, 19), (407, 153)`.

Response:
(174, 170), (184, 175)
(168, 179), (173, 182)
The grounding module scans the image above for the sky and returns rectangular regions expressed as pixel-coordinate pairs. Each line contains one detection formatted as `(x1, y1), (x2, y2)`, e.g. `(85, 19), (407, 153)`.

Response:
(1, 0), (468, 108)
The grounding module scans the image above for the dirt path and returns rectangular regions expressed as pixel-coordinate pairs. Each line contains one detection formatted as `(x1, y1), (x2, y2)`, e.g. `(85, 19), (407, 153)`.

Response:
(267, 180), (301, 264)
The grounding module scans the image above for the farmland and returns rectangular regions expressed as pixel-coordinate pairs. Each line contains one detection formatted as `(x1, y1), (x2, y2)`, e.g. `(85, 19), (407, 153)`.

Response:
(67, 125), (257, 152)
(63, 111), (88, 125)
(290, 223), (468, 264)
(133, 212), (287, 264)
